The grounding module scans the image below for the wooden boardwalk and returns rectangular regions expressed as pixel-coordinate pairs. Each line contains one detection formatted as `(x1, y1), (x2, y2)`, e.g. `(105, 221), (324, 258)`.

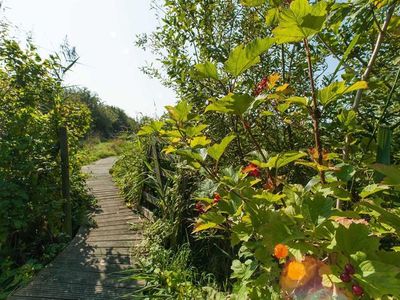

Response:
(9, 157), (142, 300)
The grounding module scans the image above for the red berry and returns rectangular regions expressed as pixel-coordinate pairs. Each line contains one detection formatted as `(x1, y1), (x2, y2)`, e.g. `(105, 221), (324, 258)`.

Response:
(345, 263), (355, 275)
(340, 272), (351, 282)
(195, 202), (205, 214)
(352, 284), (364, 296)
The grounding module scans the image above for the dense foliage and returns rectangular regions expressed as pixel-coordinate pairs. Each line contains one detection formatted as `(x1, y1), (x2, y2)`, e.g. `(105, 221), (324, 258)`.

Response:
(117, 0), (400, 299)
(0, 33), (94, 296)
(65, 87), (139, 139)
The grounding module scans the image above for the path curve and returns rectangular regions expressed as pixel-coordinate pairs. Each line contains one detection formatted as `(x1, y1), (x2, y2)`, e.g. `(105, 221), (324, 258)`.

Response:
(9, 157), (142, 300)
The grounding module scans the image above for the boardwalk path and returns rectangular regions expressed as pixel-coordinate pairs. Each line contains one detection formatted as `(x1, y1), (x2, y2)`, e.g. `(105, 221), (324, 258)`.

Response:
(10, 157), (142, 299)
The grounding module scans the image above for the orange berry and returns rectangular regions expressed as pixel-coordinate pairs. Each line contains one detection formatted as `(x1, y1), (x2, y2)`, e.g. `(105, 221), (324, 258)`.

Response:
(287, 261), (306, 281)
(274, 243), (289, 259)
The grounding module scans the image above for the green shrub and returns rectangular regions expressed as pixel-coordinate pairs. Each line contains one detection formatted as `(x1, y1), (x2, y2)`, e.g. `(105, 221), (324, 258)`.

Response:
(112, 138), (147, 208)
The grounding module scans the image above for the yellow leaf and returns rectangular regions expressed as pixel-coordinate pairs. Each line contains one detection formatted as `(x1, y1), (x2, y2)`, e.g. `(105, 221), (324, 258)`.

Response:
(192, 222), (221, 233)
(268, 73), (280, 89)
(276, 83), (289, 92)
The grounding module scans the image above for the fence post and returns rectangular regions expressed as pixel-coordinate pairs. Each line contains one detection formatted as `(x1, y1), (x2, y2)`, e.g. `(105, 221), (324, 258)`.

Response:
(151, 138), (163, 187)
(59, 126), (72, 236)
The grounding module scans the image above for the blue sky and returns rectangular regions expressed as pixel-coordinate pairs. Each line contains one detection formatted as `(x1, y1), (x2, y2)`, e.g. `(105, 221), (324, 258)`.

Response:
(3, 0), (176, 117)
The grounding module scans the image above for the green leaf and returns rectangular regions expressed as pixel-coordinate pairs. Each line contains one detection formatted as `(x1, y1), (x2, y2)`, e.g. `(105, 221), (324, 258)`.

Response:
(254, 191), (285, 203)
(137, 120), (164, 136)
(206, 93), (255, 115)
(265, 8), (280, 26)
(359, 184), (389, 199)
(176, 149), (205, 169)
(337, 109), (357, 129)
(240, 0), (266, 7)
(166, 100), (193, 123)
(225, 38), (274, 76)
(194, 61), (219, 80)
(303, 194), (334, 225)
(284, 96), (308, 106)
(185, 124), (208, 138)
(190, 136), (211, 148)
(355, 260), (400, 298)
(329, 223), (380, 256)
(272, 0), (328, 43)
(258, 151), (307, 169)
(359, 200), (400, 231)
(207, 135), (236, 161)
(194, 211), (226, 233)
(193, 222), (222, 233)
(371, 164), (400, 186)
(318, 81), (368, 106)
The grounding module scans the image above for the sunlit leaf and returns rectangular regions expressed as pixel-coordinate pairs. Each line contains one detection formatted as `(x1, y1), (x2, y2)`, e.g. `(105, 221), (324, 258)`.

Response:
(205, 93), (255, 115)
(240, 0), (266, 7)
(208, 135), (236, 161)
(137, 120), (164, 136)
(225, 38), (274, 76)
(318, 81), (368, 106)
(194, 61), (219, 80)
(189, 136), (211, 148)
(166, 100), (193, 123)
(272, 0), (328, 43)
(359, 184), (389, 199)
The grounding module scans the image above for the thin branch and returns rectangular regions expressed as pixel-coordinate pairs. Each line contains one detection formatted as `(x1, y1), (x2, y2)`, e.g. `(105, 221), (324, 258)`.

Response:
(304, 38), (325, 184)
(352, 4), (396, 111)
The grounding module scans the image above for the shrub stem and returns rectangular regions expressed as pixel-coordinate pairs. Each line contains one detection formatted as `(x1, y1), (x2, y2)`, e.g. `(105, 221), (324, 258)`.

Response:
(304, 38), (325, 184)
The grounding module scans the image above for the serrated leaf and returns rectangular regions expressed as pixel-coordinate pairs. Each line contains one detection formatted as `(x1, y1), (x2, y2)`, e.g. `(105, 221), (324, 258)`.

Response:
(272, 0), (328, 43)
(207, 135), (236, 161)
(137, 120), (164, 136)
(359, 184), (389, 198)
(225, 38), (274, 76)
(205, 93), (255, 115)
(355, 260), (400, 298)
(166, 100), (192, 122)
(190, 136), (211, 148)
(254, 191), (285, 203)
(258, 151), (307, 169)
(194, 61), (219, 80)
(318, 81), (368, 106)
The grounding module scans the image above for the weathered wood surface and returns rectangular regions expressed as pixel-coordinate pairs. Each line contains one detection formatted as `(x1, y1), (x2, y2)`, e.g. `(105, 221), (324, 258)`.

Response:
(9, 157), (142, 300)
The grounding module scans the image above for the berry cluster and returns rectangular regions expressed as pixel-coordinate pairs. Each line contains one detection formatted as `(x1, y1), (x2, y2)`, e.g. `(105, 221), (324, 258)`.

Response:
(253, 77), (269, 96)
(340, 263), (364, 297)
(195, 202), (205, 214)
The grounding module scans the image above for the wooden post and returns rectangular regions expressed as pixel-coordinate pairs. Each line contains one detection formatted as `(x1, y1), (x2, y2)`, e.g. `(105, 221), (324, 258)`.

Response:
(151, 139), (163, 187)
(59, 126), (72, 236)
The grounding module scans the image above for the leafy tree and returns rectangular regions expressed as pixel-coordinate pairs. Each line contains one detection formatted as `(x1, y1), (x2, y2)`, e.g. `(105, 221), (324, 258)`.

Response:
(64, 87), (139, 139)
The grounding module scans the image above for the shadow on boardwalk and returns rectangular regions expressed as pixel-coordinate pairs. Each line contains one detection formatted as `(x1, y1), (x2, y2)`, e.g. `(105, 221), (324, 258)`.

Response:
(9, 157), (143, 300)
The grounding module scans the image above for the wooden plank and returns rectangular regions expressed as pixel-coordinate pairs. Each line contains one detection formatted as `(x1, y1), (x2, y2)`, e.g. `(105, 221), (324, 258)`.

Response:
(9, 157), (143, 299)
